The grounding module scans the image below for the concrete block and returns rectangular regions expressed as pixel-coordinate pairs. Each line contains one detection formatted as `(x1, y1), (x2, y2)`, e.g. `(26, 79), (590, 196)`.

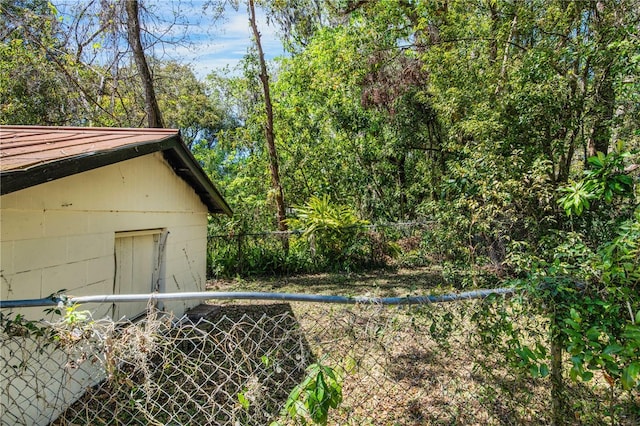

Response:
(168, 224), (206, 244)
(0, 193), (18, 209)
(80, 279), (112, 295)
(67, 234), (110, 262)
(87, 211), (165, 234)
(43, 210), (89, 238)
(86, 256), (114, 284)
(1, 210), (44, 240)
(1, 240), (14, 276)
(1, 269), (41, 300)
(14, 237), (67, 272)
(42, 261), (87, 297)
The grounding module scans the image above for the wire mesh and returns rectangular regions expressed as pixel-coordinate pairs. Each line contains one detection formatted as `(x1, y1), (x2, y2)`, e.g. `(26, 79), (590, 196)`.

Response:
(1, 299), (637, 425)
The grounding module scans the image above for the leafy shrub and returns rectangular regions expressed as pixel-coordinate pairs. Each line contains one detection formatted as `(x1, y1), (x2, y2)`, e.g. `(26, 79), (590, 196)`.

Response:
(286, 195), (370, 268)
(497, 151), (640, 421)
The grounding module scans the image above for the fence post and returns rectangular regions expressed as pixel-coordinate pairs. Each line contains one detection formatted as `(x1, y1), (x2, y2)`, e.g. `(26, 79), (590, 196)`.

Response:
(550, 320), (565, 425)
(369, 231), (375, 265)
(237, 233), (244, 275)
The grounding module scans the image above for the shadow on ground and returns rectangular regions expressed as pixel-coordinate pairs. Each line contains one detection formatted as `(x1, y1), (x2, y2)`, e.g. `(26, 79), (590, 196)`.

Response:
(208, 267), (446, 298)
(54, 303), (314, 426)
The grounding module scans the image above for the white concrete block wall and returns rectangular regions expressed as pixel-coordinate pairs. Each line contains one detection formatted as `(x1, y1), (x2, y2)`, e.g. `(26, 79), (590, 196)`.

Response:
(1, 151), (211, 320)
(1, 331), (107, 426)
(1, 151), (216, 425)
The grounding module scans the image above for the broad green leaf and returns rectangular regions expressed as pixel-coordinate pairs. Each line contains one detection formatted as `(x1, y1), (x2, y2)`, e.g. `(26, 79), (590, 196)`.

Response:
(588, 154), (604, 168)
(237, 392), (250, 410)
(581, 371), (594, 381)
(621, 363), (640, 390)
(603, 344), (623, 355)
(539, 363), (549, 378)
(529, 364), (539, 378)
(585, 327), (600, 341)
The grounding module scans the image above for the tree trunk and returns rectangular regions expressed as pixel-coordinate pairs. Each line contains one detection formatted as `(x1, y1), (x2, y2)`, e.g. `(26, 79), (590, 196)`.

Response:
(587, 2), (616, 159)
(248, 0), (289, 248)
(390, 155), (408, 220)
(125, 0), (164, 128)
(587, 66), (614, 158)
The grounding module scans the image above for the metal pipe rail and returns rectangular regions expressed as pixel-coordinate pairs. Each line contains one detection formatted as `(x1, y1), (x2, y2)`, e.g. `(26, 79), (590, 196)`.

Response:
(0, 288), (516, 309)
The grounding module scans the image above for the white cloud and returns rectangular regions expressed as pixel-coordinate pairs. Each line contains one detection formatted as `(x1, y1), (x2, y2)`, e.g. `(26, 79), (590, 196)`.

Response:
(158, 1), (285, 78)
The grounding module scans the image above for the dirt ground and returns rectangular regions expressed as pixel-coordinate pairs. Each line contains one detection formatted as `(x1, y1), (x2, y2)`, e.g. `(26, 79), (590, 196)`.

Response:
(202, 268), (639, 426)
(200, 269), (549, 425)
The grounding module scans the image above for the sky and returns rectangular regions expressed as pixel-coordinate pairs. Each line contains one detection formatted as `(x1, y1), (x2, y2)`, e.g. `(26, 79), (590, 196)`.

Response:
(55, 0), (285, 80)
(146, 1), (286, 78)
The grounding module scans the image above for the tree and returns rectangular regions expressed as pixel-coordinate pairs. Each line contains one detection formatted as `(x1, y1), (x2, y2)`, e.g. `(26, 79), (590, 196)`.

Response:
(202, 69), (284, 234)
(270, 7), (444, 221)
(156, 61), (226, 147)
(124, 0), (164, 128)
(263, 0), (332, 52)
(247, 0), (288, 241)
(0, 0), (90, 124)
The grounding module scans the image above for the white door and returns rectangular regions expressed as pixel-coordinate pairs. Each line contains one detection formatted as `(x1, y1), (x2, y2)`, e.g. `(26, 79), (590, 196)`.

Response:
(113, 231), (160, 320)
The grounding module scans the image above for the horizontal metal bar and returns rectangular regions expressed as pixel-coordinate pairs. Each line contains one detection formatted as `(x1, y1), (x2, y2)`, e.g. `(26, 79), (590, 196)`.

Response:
(0, 288), (516, 309)
(0, 298), (61, 308)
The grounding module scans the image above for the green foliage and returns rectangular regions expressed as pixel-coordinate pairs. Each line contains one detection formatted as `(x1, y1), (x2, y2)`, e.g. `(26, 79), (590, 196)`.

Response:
(207, 195), (376, 277)
(557, 181), (596, 217)
(515, 151), (639, 397)
(600, 212), (640, 286)
(559, 151), (636, 216)
(479, 148), (639, 423)
(0, 311), (52, 340)
(0, 0), (80, 124)
(207, 231), (313, 277)
(280, 359), (343, 426)
(287, 195), (369, 262)
(205, 0), (640, 287)
(156, 61), (228, 147)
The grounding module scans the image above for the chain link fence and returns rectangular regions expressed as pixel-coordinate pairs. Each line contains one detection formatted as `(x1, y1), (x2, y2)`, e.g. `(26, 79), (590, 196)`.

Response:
(1, 296), (637, 425)
(207, 222), (431, 277)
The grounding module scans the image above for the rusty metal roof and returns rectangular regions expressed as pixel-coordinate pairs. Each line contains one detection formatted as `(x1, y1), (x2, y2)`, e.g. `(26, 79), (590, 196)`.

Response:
(1, 126), (178, 171)
(0, 126), (232, 216)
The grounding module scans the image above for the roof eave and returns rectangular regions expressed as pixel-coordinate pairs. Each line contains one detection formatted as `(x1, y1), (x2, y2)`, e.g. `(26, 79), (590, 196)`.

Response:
(0, 134), (233, 216)
(161, 139), (233, 216)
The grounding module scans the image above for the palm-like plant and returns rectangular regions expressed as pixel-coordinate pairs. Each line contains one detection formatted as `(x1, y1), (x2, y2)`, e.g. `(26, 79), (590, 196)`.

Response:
(287, 195), (369, 261)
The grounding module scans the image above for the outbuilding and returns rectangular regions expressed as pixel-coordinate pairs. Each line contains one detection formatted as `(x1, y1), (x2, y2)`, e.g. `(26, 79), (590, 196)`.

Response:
(0, 125), (232, 320)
